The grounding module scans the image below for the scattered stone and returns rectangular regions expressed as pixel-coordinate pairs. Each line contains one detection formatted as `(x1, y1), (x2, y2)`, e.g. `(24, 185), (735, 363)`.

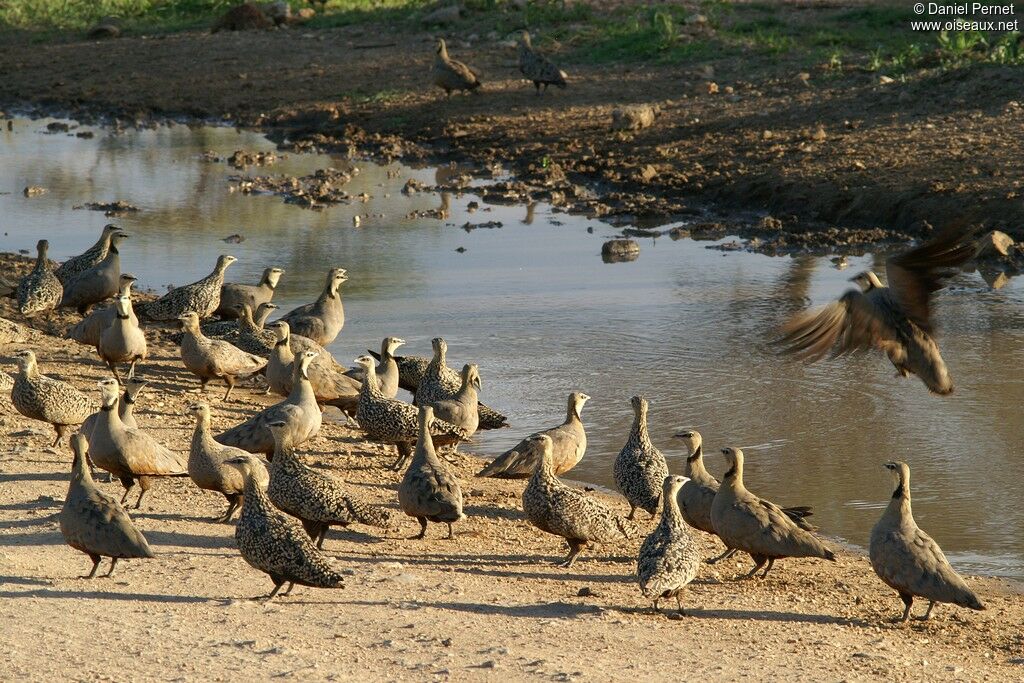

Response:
(668, 226), (691, 241)
(975, 230), (1014, 259)
(228, 150), (279, 168)
(262, 1), (291, 26)
(576, 586), (597, 597)
(422, 5), (462, 25)
(402, 179), (426, 195)
(461, 220), (503, 232)
(73, 200), (139, 215)
(212, 3), (273, 33)
(232, 167), (356, 208)
(611, 105), (657, 132)
(635, 164), (658, 183)
(86, 16), (122, 39)
(601, 239), (639, 263)
(222, 234), (246, 244)
(22, 186), (47, 197)
(46, 122), (70, 133)
(705, 81), (719, 95)
(75, 131), (95, 139)
(878, 75), (895, 85)
(455, 247), (467, 253)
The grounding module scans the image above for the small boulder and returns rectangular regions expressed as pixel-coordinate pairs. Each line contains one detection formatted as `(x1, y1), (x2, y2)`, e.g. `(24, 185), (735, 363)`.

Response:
(422, 5), (462, 25)
(601, 239), (640, 263)
(86, 16), (122, 39)
(212, 3), (273, 33)
(975, 230), (1014, 259)
(611, 105), (657, 132)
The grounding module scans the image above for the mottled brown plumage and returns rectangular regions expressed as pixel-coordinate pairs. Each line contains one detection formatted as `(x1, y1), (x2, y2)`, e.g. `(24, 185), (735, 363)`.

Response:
(613, 396), (669, 520)
(517, 31), (568, 94)
(17, 239), (62, 317)
(54, 224), (121, 285)
(11, 350), (92, 446)
(523, 434), (638, 568)
(637, 475), (702, 614)
(60, 232), (127, 314)
(139, 254), (236, 321)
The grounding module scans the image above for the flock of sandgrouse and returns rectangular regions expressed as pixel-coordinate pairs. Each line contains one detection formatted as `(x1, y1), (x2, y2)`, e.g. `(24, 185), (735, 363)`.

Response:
(5, 178), (990, 621)
(432, 31), (568, 98)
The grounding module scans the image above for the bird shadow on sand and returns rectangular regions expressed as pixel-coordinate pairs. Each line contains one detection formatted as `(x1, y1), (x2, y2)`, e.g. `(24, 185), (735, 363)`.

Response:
(0, 575), (56, 587)
(342, 551), (631, 584)
(0, 471), (68, 483)
(411, 600), (605, 620)
(650, 607), (872, 628)
(0, 587), (210, 603)
(137, 529), (236, 551)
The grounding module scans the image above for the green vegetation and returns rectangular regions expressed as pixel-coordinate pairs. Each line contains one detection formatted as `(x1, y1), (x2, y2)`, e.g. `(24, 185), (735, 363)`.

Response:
(1, 0), (1020, 74)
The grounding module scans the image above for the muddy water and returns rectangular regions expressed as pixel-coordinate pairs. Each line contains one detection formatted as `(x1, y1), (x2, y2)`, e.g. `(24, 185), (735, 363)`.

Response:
(2, 118), (1023, 577)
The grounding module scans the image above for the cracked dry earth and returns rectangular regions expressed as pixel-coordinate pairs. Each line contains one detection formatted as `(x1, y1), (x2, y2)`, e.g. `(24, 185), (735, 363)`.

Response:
(0, 289), (1022, 681)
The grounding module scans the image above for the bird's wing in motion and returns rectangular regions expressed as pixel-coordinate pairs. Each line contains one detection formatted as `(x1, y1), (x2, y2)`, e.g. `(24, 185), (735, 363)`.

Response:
(775, 289), (897, 361)
(885, 224), (977, 334)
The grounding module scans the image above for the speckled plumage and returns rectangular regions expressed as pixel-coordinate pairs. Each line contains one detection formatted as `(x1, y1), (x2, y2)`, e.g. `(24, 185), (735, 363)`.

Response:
(215, 352), (323, 456)
(413, 338), (460, 407)
(187, 402), (261, 522)
(517, 31), (568, 94)
(178, 311), (267, 401)
(60, 232), (127, 314)
(711, 447), (835, 579)
(67, 274), (139, 348)
(523, 434), (638, 567)
(267, 423), (390, 548)
(60, 434), (153, 579)
(138, 254), (236, 321)
(367, 348), (508, 429)
(869, 461), (985, 622)
(637, 475), (702, 614)
(278, 267), (347, 345)
(54, 224), (121, 285)
(432, 39), (481, 97)
(215, 266), (283, 319)
(87, 379), (188, 509)
(11, 350), (93, 446)
(98, 294), (147, 381)
(228, 453), (346, 600)
(199, 301), (277, 344)
(17, 239), (63, 317)
(477, 392), (588, 479)
(613, 396), (669, 520)
(398, 406), (465, 540)
(353, 356), (467, 471)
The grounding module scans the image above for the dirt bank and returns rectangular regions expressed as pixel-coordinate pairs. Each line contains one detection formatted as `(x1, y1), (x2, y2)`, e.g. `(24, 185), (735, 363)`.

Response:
(1, 251), (1023, 681)
(1, 4), (1022, 251)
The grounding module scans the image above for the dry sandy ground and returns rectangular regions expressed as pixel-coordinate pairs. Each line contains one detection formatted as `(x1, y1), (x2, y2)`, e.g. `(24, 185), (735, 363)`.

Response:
(1, 2), (1022, 248)
(0, 261), (1023, 681)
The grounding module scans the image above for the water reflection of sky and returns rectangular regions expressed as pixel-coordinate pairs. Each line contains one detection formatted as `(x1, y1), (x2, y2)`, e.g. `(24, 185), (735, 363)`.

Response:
(3, 118), (1023, 577)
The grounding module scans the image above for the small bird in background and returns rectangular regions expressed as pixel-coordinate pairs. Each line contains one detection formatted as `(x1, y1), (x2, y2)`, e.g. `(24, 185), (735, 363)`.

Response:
(432, 38), (482, 98)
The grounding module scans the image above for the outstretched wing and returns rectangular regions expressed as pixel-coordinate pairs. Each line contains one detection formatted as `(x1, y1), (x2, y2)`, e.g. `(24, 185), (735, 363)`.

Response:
(774, 289), (896, 361)
(885, 224), (977, 334)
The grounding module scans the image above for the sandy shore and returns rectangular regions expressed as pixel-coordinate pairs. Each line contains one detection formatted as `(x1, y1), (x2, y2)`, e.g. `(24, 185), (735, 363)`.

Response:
(0, 250), (1022, 681)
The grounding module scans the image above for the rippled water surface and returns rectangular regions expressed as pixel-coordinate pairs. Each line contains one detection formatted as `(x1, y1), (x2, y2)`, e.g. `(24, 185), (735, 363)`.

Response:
(3, 118), (1023, 576)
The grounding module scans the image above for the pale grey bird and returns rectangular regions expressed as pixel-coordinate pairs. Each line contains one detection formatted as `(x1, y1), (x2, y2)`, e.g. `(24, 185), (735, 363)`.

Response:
(432, 38), (481, 98)
(869, 461), (985, 622)
(775, 225), (977, 395)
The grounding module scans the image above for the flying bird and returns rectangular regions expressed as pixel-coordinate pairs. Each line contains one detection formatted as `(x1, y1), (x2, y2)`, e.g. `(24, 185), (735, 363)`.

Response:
(774, 225), (977, 395)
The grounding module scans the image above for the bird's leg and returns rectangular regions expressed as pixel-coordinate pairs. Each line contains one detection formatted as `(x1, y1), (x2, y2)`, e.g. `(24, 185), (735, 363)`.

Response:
(52, 424), (65, 448)
(223, 377), (236, 402)
(84, 554), (102, 579)
(281, 582), (296, 597)
(108, 361), (122, 385)
(411, 517), (428, 540)
(105, 558), (119, 578)
(391, 443), (412, 471)
(652, 598), (660, 614)
(534, 81), (541, 95)
(898, 593), (914, 622)
(128, 360), (137, 380)
(199, 378), (209, 394)
(119, 478), (135, 505)
(316, 528), (327, 550)
(262, 581), (284, 602)
(920, 600), (936, 621)
(217, 496), (239, 523)
(742, 556), (768, 580)
(133, 477), (151, 509)
(707, 547), (736, 565)
(446, 522), (455, 540)
(626, 505), (636, 521)
(560, 540), (585, 568)
(675, 593), (686, 616)
(759, 558), (775, 579)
